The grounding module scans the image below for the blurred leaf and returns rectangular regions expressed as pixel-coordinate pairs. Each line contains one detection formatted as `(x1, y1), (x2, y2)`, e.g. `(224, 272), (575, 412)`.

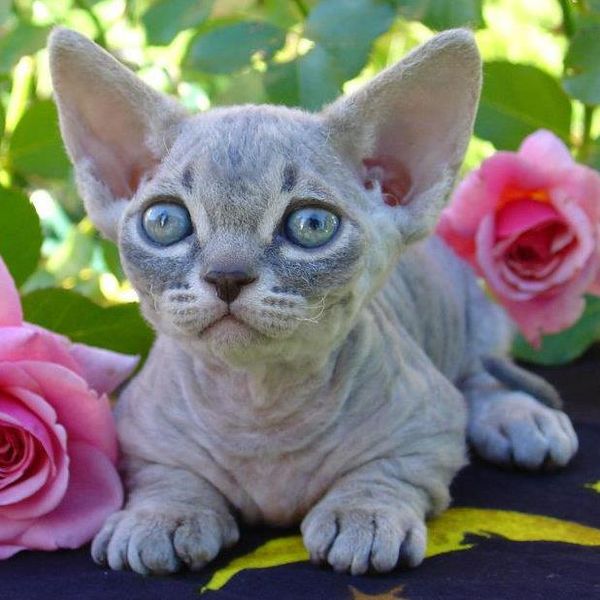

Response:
(392, 0), (429, 20)
(256, 0), (304, 27)
(185, 21), (286, 74)
(304, 0), (395, 81)
(298, 46), (344, 109)
(0, 101), (5, 136)
(420, 0), (484, 30)
(100, 239), (125, 280)
(22, 288), (154, 358)
(475, 62), (572, 150)
(0, 187), (42, 287)
(513, 297), (600, 366)
(265, 60), (301, 106)
(0, 23), (49, 72)
(213, 69), (266, 105)
(0, 1), (12, 25)
(8, 100), (71, 180)
(47, 226), (95, 280)
(588, 137), (600, 171)
(142, 0), (214, 45)
(563, 25), (600, 105)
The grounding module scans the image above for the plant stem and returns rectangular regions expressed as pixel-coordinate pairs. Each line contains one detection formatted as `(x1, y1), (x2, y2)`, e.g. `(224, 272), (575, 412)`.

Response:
(292, 0), (309, 18)
(558, 0), (575, 38)
(72, 0), (108, 47)
(577, 104), (596, 162)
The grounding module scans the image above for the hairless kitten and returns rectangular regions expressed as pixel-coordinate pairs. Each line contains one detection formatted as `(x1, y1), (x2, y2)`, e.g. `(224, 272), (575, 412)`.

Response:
(48, 28), (577, 576)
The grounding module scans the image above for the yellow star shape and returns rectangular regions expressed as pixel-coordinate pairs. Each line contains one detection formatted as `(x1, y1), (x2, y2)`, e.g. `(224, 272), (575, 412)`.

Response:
(349, 584), (407, 599)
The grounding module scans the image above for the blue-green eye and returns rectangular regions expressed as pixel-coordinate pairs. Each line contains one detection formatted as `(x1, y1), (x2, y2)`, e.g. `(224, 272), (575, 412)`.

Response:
(284, 207), (340, 249)
(142, 203), (193, 246)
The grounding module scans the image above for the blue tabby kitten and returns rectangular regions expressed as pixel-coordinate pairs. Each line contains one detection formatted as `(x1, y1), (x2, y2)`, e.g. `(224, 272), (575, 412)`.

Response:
(48, 28), (577, 576)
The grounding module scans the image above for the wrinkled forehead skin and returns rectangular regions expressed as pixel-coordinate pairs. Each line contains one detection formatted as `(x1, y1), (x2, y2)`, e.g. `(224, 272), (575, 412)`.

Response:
(137, 105), (371, 236)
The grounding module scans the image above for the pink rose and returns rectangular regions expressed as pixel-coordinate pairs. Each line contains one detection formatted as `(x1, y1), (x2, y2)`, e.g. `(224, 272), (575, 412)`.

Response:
(437, 130), (600, 345)
(0, 258), (137, 559)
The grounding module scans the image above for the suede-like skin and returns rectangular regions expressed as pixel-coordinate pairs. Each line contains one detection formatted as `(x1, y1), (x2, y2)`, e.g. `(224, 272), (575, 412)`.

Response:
(48, 28), (578, 576)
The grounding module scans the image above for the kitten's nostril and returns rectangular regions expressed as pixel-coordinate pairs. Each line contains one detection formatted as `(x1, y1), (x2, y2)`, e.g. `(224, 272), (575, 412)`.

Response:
(204, 270), (257, 304)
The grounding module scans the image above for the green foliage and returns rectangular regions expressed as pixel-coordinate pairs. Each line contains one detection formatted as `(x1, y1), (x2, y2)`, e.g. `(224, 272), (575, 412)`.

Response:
(0, 0), (599, 368)
(142, 0), (214, 46)
(8, 101), (71, 179)
(0, 187), (42, 287)
(476, 62), (572, 150)
(563, 25), (600, 105)
(186, 21), (287, 74)
(513, 297), (600, 366)
(22, 288), (154, 359)
(0, 23), (49, 73)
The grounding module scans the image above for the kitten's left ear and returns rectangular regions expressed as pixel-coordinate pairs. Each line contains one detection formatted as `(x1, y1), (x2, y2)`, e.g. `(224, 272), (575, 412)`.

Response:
(48, 28), (187, 240)
(323, 29), (481, 244)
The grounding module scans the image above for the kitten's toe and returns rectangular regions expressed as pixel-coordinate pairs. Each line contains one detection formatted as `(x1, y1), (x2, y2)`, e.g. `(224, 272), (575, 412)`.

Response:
(302, 506), (426, 574)
(91, 508), (238, 575)
(469, 392), (578, 470)
(173, 511), (240, 571)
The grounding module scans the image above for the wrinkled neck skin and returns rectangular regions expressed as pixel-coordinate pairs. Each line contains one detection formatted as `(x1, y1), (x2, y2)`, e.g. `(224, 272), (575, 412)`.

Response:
(149, 302), (386, 456)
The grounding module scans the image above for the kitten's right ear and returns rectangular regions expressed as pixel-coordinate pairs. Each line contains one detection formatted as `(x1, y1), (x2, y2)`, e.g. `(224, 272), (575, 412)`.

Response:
(48, 28), (187, 240)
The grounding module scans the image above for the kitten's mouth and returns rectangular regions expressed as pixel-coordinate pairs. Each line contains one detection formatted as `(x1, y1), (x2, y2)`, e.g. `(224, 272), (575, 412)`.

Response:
(198, 313), (251, 337)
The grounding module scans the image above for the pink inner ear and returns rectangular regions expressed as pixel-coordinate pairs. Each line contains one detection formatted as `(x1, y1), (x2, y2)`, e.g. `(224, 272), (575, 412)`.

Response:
(363, 157), (412, 207)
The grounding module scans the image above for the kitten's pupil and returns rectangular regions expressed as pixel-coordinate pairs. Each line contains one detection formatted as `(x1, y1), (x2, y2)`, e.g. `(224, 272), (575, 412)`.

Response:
(159, 212), (168, 228)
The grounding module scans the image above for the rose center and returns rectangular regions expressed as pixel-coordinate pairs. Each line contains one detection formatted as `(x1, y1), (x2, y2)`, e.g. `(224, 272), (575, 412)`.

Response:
(505, 221), (574, 279)
(0, 424), (34, 478)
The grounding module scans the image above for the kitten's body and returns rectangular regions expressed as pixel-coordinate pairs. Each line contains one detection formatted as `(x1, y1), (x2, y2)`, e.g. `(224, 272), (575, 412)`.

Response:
(49, 28), (578, 576)
(116, 236), (478, 527)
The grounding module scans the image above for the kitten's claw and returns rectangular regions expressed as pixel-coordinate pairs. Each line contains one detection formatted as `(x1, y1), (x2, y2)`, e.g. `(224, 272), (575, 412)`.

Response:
(301, 505), (426, 574)
(91, 508), (239, 575)
(468, 392), (578, 469)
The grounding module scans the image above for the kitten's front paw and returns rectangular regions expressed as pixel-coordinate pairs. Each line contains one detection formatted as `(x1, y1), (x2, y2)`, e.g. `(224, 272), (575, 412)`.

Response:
(91, 508), (239, 575)
(301, 505), (426, 575)
(468, 392), (578, 469)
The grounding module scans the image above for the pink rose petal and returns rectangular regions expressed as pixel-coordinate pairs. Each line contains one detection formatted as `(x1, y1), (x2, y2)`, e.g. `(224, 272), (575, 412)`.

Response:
(0, 259), (22, 327)
(518, 129), (574, 173)
(69, 343), (138, 396)
(16, 441), (123, 551)
(16, 362), (118, 462)
(495, 199), (560, 239)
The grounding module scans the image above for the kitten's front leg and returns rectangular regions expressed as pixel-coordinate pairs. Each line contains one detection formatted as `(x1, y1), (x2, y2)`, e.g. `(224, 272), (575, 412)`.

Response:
(91, 461), (239, 575)
(301, 459), (443, 575)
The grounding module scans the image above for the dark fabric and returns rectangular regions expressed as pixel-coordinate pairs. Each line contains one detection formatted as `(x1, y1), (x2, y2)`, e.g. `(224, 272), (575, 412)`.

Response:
(2, 354), (599, 600)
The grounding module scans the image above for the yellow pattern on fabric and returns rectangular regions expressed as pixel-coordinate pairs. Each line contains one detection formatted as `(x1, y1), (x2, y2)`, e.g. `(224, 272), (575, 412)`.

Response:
(201, 507), (600, 592)
(585, 480), (600, 493)
(349, 584), (407, 599)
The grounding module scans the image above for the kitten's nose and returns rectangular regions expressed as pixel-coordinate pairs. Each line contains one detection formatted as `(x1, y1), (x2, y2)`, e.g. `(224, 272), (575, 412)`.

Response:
(204, 270), (257, 304)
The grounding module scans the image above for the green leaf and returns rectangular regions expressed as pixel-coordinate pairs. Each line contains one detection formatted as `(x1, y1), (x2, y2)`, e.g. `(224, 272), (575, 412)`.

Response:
(0, 187), (42, 287)
(22, 288), (155, 359)
(298, 46), (345, 110)
(185, 21), (286, 74)
(475, 62), (572, 151)
(588, 137), (600, 172)
(265, 60), (301, 106)
(100, 240), (125, 280)
(47, 226), (95, 281)
(420, 0), (484, 30)
(8, 100), (71, 180)
(304, 0), (395, 81)
(563, 25), (600, 105)
(142, 0), (214, 45)
(512, 296), (600, 366)
(0, 23), (49, 72)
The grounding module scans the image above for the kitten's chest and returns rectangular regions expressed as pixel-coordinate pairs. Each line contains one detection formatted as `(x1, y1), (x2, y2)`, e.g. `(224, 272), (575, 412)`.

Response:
(224, 449), (334, 526)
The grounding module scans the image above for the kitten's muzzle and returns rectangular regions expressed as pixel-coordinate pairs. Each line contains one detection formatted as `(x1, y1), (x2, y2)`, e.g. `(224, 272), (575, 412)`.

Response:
(204, 269), (257, 304)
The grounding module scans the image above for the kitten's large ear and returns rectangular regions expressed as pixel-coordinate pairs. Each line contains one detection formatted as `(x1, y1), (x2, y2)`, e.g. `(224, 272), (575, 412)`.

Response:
(323, 29), (481, 244)
(48, 28), (187, 240)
